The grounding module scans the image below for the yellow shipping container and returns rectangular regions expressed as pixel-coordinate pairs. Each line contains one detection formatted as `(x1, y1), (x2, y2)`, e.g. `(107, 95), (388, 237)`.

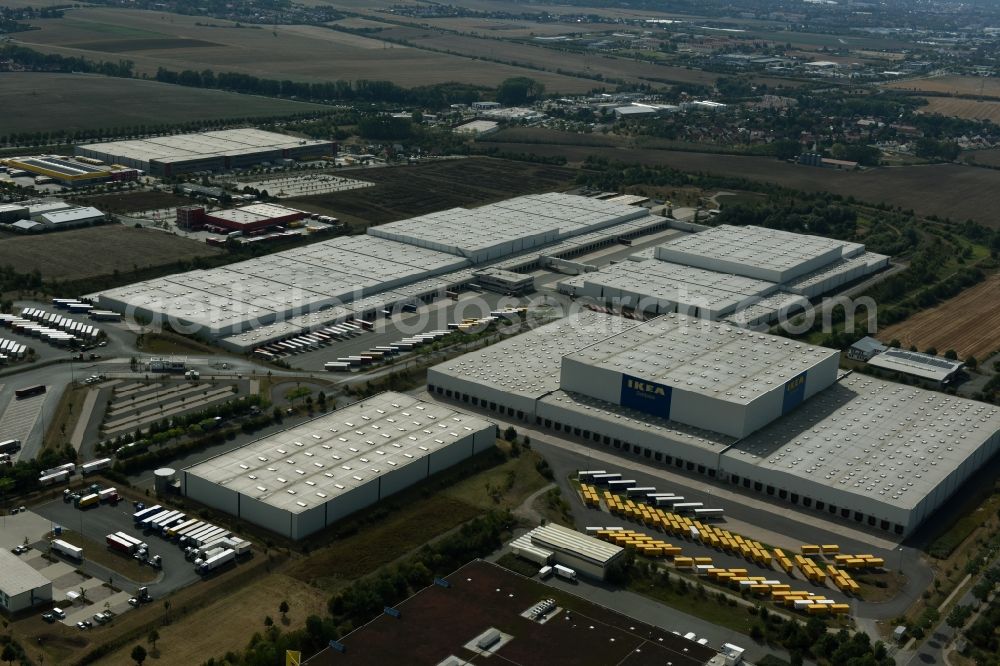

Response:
(830, 604), (850, 614)
(675, 557), (694, 567)
(801, 545), (821, 555)
(773, 548), (786, 559)
(821, 544), (840, 554)
(694, 557), (713, 565)
(807, 604), (829, 614)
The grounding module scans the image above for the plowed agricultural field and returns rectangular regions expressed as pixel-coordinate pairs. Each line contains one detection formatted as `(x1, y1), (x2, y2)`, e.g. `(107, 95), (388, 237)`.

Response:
(885, 75), (1000, 97)
(920, 97), (1000, 123)
(879, 272), (1000, 359)
(13, 8), (597, 92)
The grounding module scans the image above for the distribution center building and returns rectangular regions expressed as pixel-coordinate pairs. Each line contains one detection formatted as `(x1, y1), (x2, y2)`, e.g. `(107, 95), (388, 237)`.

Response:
(89, 193), (670, 348)
(558, 224), (889, 323)
(182, 393), (496, 539)
(427, 311), (1000, 536)
(75, 129), (333, 177)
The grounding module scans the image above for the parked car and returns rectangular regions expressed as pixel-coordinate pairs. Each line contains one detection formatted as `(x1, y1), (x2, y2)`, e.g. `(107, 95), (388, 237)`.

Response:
(41, 612), (55, 623)
(128, 597), (139, 607)
(52, 608), (66, 619)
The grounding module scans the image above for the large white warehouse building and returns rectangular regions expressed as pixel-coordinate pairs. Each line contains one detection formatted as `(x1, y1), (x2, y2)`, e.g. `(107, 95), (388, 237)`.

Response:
(558, 224), (889, 324)
(427, 312), (1000, 536)
(89, 193), (672, 349)
(182, 393), (495, 539)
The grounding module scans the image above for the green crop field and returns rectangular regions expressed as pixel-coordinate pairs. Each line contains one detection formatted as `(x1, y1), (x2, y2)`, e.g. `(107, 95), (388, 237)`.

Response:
(0, 72), (331, 133)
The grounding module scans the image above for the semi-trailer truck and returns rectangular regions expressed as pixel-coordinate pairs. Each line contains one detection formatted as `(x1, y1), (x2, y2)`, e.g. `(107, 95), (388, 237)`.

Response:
(198, 548), (235, 574)
(133, 504), (162, 524)
(52, 539), (83, 560)
(76, 493), (99, 509)
(553, 564), (577, 582)
(106, 534), (136, 555)
(81, 458), (112, 475)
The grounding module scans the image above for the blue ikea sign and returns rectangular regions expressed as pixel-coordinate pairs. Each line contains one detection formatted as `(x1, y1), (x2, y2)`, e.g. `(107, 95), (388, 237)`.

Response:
(620, 374), (672, 418)
(782, 372), (808, 414)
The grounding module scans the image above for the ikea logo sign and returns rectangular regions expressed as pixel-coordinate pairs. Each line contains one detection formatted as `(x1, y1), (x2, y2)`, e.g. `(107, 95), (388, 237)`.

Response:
(782, 372), (808, 414)
(620, 374), (672, 417)
(785, 375), (806, 393)
(625, 379), (667, 396)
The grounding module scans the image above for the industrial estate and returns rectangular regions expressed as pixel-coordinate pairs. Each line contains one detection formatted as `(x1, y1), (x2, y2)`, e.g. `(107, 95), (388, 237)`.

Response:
(4, 0), (1000, 665)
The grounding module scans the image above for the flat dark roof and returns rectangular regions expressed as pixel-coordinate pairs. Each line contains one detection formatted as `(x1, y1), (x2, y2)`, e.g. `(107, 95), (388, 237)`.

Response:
(304, 560), (717, 666)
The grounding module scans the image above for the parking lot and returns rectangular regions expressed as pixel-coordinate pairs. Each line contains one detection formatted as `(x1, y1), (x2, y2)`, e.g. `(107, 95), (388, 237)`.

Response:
(34, 496), (202, 605)
(0, 391), (47, 462)
(285, 291), (568, 372)
(1, 509), (134, 629)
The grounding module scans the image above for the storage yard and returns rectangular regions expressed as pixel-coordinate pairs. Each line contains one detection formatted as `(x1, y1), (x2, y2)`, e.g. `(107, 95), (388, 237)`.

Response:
(231, 173), (374, 199)
(428, 310), (1000, 537)
(75, 129), (334, 177)
(182, 392), (496, 539)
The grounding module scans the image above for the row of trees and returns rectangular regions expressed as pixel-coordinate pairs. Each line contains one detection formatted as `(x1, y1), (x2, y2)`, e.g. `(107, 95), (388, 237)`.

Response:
(153, 66), (489, 107)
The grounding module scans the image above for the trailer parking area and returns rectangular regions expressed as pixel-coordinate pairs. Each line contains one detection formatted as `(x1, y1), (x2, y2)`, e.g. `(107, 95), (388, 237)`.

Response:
(282, 292), (537, 372)
(232, 173), (374, 199)
(34, 497), (201, 601)
(98, 379), (244, 437)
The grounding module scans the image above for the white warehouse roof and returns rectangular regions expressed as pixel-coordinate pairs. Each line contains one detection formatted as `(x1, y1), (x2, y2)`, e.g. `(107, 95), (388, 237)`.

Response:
(78, 128), (328, 162)
(725, 374), (1000, 515)
(868, 349), (964, 383)
(528, 523), (624, 566)
(39, 206), (104, 225)
(0, 548), (51, 596)
(183, 393), (495, 514)
(655, 225), (861, 283)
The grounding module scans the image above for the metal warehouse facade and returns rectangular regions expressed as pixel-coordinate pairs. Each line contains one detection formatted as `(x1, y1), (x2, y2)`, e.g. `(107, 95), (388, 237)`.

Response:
(427, 312), (1000, 537)
(182, 393), (495, 540)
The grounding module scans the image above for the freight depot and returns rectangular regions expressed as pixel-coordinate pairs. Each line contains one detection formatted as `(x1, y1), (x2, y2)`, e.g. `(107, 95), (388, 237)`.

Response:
(427, 311), (1000, 537)
(89, 193), (672, 349)
(181, 392), (496, 539)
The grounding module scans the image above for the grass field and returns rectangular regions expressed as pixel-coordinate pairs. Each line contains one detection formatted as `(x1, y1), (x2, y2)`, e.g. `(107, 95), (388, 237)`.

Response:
(878, 272), (1000, 360)
(0, 225), (221, 281)
(286, 446), (550, 591)
(14, 8), (598, 92)
(886, 75), (1000, 97)
(477, 131), (1000, 227)
(96, 573), (329, 666)
(919, 96), (1000, 123)
(0, 73), (330, 134)
(287, 157), (577, 227)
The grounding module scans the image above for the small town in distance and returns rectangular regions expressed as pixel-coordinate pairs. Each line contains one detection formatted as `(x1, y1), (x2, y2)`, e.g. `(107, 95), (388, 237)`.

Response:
(3, 0), (1000, 665)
